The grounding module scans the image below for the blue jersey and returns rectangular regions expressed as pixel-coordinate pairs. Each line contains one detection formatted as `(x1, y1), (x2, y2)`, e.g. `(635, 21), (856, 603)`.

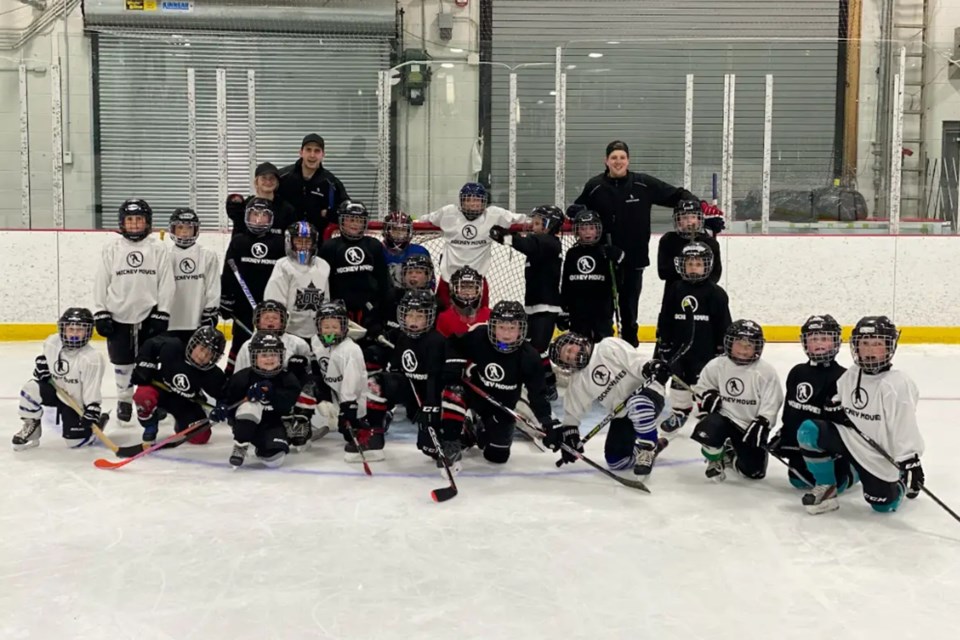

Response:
(384, 243), (432, 288)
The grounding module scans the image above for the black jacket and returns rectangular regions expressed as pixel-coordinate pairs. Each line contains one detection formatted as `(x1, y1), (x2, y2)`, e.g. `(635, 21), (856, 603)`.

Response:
(226, 195), (297, 237)
(277, 160), (350, 235)
(574, 170), (696, 270)
(505, 232), (562, 308)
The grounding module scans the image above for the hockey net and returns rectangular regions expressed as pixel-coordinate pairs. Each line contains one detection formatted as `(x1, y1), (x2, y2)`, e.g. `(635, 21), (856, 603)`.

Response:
(364, 221), (578, 307)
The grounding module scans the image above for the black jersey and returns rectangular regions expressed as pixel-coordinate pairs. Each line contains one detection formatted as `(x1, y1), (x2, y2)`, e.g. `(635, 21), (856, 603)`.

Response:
(319, 235), (394, 324)
(221, 232), (285, 318)
(447, 326), (550, 421)
(657, 231), (722, 286)
(561, 243), (615, 316)
(656, 279), (731, 373)
(389, 329), (447, 408)
(132, 335), (227, 401)
(506, 232), (562, 309)
(222, 368), (301, 427)
(782, 361), (847, 430)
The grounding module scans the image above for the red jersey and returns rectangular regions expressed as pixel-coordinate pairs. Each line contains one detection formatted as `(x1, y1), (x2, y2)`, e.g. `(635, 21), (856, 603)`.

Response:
(436, 306), (491, 337)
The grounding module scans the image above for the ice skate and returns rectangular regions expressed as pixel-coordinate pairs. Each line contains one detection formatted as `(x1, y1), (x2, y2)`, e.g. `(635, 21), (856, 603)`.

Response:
(633, 441), (657, 476)
(802, 484), (839, 515)
(12, 419), (41, 451)
(438, 440), (463, 477)
(229, 442), (249, 469)
(705, 458), (726, 482)
(116, 401), (133, 424)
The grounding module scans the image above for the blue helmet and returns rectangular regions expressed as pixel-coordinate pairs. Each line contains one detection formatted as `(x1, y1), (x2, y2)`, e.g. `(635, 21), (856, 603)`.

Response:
(459, 182), (488, 221)
(285, 221), (318, 265)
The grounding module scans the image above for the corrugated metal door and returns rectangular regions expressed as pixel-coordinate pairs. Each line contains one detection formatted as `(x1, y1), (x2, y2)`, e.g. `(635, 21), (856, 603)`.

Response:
(490, 0), (841, 220)
(94, 33), (390, 228)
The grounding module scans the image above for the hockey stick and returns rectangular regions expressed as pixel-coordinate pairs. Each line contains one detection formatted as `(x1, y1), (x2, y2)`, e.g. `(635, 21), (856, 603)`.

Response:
(407, 381), (458, 502)
(843, 423), (960, 524)
(342, 420), (373, 476)
(227, 258), (259, 309)
(461, 378), (650, 492)
(576, 300), (696, 453)
(52, 382), (117, 453)
(605, 234), (622, 339)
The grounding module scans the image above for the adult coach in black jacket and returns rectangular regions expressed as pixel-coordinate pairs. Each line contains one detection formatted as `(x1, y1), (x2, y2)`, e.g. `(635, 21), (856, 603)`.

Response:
(570, 140), (722, 346)
(277, 133), (350, 238)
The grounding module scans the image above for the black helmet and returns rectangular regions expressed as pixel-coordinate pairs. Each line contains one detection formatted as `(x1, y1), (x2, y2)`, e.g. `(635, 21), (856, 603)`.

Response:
(58, 307), (94, 349)
(401, 253), (434, 290)
(573, 210), (602, 245)
(254, 300), (289, 334)
(316, 300), (349, 347)
(549, 332), (592, 373)
(459, 182), (488, 221)
(338, 201), (370, 240)
(488, 300), (528, 353)
(800, 314), (842, 365)
(248, 331), (286, 377)
(850, 315), (899, 374)
(169, 208), (200, 248)
(244, 198), (275, 236)
(118, 199), (153, 241)
(398, 289), (437, 337)
(531, 205), (564, 235)
(673, 199), (704, 239)
(383, 210), (414, 253)
(675, 241), (714, 283)
(185, 326), (226, 370)
(724, 319), (765, 365)
(451, 266), (483, 313)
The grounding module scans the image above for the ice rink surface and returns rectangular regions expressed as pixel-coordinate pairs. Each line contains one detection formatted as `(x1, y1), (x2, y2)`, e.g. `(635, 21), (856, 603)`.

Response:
(1, 340), (958, 640)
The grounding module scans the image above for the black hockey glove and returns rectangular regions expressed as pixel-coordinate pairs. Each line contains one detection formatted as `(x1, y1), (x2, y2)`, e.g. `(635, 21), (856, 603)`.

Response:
(417, 405), (441, 432)
(543, 423), (582, 465)
(555, 312), (571, 332)
(701, 201), (726, 236)
(899, 455), (924, 499)
(33, 356), (51, 383)
(80, 403), (101, 429)
(246, 380), (273, 403)
(698, 389), (722, 415)
(489, 225), (509, 243)
(565, 203), (586, 220)
(641, 359), (671, 385)
(601, 244), (625, 265)
(338, 401), (360, 439)
(143, 309), (170, 339)
(209, 402), (230, 423)
(287, 354), (309, 381)
(94, 311), (115, 338)
(201, 307), (219, 328)
(226, 193), (246, 220)
(823, 394), (854, 428)
(219, 296), (235, 320)
(743, 416), (770, 448)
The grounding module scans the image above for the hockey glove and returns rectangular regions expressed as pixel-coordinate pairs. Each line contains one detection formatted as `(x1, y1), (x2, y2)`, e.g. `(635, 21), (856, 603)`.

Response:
(743, 416), (770, 448)
(601, 244), (625, 265)
(556, 312), (571, 332)
(338, 401), (360, 439)
(80, 403), (102, 429)
(219, 296), (235, 321)
(489, 225), (509, 243)
(823, 394), (854, 428)
(143, 310), (170, 339)
(641, 359), (671, 385)
(94, 311), (115, 338)
(209, 402), (230, 423)
(417, 405), (441, 432)
(442, 360), (466, 387)
(565, 203), (586, 220)
(287, 354), (309, 381)
(246, 380), (273, 403)
(33, 356), (51, 383)
(201, 307), (219, 328)
(543, 423), (582, 465)
(899, 455), (924, 499)
(226, 193), (246, 220)
(698, 389), (722, 415)
(700, 201), (726, 235)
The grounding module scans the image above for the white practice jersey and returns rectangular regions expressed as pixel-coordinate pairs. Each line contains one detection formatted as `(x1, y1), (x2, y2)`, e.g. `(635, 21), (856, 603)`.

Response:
(836, 367), (924, 482)
(310, 336), (367, 417)
(263, 257), (331, 339)
(41, 335), (105, 410)
(562, 337), (663, 426)
(168, 244), (221, 331)
(94, 235), (175, 324)
(694, 356), (783, 430)
(419, 204), (528, 281)
(234, 333), (312, 373)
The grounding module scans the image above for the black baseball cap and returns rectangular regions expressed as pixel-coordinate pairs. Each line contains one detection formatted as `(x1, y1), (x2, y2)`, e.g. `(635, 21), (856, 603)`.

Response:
(301, 134), (325, 150)
(255, 162), (280, 178)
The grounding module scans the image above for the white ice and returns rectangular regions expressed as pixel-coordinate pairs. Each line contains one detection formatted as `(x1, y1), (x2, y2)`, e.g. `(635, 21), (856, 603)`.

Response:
(1, 340), (958, 640)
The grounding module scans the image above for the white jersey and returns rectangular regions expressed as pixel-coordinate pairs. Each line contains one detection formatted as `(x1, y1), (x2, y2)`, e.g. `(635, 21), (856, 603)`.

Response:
(694, 356), (783, 430)
(168, 243), (221, 331)
(234, 333), (312, 373)
(310, 336), (367, 417)
(419, 204), (528, 280)
(836, 366), (924, 482)
(94, 235), (175, 324)
(562, 338), (663, 426)
(41, 334), (105, 410)
(263, 257), (331, 339)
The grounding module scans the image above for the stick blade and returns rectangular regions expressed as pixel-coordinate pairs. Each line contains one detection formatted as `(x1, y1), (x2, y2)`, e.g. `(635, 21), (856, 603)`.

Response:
(362, 461), (373, 476)
(431, 486), (458, 503)
(93, 457), (125, 470)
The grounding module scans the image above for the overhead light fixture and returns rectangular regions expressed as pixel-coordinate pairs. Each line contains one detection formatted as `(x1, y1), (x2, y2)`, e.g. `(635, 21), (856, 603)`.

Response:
(566, 64), (577, 70)
(449, 48), (464, 53)
(588, 52), (603, 58)
(441, 62), (455, 69)
(606, 41), (620, 45)
(549, 90), (557, 96)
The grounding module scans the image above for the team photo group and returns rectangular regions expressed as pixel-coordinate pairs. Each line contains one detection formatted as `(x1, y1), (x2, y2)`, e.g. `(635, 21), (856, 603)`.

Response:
(14, 134), (926, 516)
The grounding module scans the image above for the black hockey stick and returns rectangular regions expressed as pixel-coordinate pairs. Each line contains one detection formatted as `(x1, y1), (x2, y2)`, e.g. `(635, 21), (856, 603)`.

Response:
(605, 234), (622, 339)
(576, 300), (696, 453)
(407, 380), (458, 502)
(461, 378), (650, 493)
(843, 423), (960, 525)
